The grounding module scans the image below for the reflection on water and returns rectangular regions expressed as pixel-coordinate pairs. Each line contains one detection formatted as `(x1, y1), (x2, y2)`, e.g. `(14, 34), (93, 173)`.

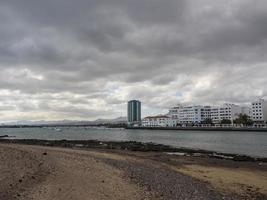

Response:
(0, 127), (266, 157)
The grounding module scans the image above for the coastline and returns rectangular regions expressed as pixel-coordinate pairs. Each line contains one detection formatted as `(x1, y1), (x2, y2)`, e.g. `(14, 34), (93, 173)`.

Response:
(126, 126), (267, 132)
(1, 138), (267, 162)
(0, 142), (266, 200)
(1, 125), (267, 132)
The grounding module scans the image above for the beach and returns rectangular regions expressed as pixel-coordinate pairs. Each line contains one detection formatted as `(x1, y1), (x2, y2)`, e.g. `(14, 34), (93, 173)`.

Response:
(0, 142), (266, 200)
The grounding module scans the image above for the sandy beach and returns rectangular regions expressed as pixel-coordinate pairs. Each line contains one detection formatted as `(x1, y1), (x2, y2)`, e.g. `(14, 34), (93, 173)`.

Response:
(0, 143), (266, 200)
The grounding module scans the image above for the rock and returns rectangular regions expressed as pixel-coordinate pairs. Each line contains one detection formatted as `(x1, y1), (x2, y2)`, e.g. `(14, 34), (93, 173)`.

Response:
(233, 155), (255, 162)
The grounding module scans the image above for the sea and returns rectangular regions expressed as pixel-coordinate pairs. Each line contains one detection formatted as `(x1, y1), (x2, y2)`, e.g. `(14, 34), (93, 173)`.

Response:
(1, 127), (267, 157)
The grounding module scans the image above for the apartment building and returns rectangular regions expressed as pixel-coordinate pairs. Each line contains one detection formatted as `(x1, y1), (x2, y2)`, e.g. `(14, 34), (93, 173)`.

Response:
(251, 99), (267, 124)
(168, 105), (181, 120)
(142, 115), (177, 127)
(168, 105), (211, 124)
(177, 105), (203, 124)
(168, 104), (247, 125)
(201, 106), (211, 120)
(210, 104), (242, 124)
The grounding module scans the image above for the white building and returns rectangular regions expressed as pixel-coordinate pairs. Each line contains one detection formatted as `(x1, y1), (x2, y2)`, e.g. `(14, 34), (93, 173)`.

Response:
(168, 104), (248, 125)
(167, 105), (181, 120)
(201, 106), (211, 121)
(210, 104), (242, 124)
(168, 105), (211, 125)
(251, 99), (267, 125)
(178, 105), (203, 124)
(142, 115), (177, 127)
(168, 105), (203, 124)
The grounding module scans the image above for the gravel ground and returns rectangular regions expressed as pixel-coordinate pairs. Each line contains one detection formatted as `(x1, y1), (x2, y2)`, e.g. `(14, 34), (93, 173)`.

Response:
(0, 144), (152, 200)
(100, 157), (239, 200)
(1, 143), (265, 200)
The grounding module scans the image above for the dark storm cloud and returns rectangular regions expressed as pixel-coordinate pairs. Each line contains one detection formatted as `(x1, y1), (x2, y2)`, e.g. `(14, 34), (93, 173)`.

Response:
(0, 0), (266, 121)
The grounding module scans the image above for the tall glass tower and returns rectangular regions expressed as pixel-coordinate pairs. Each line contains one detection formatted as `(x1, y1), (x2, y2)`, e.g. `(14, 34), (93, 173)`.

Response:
(127, 100), (141, 126)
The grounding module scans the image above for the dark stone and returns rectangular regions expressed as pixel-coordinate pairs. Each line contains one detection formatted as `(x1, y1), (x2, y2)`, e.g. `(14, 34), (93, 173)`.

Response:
(233, 155), (255, 162)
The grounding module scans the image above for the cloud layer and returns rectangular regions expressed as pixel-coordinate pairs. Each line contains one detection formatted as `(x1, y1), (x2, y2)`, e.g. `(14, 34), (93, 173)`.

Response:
(0, 0), (267, 121)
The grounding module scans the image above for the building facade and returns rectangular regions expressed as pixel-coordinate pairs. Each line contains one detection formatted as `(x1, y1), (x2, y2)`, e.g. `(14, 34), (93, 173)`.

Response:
(178, 105), (203, 124)
(168, 105), (181, 120)
(210, 104), (242, 124)
(168, 105), (212, 125)
(144, 100), (266, 127)
(168, 104), (248, 125)
(142, 115), (176, 127)
(251, 99), (267, 125)
(127, 100), (141, 126)
(201, 106), (212, 121)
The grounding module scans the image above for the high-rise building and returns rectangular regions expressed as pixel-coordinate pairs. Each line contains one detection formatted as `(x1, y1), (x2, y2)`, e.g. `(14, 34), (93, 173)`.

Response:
(127, 100), (141, 126)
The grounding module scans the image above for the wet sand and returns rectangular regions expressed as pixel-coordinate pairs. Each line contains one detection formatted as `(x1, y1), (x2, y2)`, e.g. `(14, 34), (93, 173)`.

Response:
(0, 143), (266, 200)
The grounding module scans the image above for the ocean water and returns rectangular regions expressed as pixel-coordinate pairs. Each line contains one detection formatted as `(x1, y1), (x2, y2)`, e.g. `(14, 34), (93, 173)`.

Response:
(1, 127), (267, 157)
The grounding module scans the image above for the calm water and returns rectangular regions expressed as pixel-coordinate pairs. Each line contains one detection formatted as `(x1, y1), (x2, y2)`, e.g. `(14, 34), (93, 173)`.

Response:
(1, 127), (267, 157)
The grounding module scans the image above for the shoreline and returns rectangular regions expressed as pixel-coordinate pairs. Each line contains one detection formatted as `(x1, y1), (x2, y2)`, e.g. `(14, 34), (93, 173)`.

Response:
(1, 125), (267, 132)
(0, 142), (266, 200)
(126, 126), (267, 132)
(1, 138), (266, 162)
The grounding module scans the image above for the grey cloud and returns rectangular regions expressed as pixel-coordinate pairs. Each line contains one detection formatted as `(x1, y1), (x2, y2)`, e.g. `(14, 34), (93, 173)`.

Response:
(0, 0), (266, 121)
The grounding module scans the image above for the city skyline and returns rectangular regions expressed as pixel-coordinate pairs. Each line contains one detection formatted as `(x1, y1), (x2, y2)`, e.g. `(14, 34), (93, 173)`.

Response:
(0, 0), (267, 122)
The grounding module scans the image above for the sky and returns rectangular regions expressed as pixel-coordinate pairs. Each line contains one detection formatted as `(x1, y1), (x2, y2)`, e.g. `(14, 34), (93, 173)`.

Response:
(0, 0), (267, 122)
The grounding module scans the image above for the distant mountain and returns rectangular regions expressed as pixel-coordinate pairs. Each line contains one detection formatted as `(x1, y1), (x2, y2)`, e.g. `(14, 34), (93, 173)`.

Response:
(1, 117), (127, 126)
(94, 117), (127, 124)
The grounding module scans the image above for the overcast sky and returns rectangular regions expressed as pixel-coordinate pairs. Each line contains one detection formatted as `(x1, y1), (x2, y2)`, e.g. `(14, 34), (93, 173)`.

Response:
(0, 0), (267, 121)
